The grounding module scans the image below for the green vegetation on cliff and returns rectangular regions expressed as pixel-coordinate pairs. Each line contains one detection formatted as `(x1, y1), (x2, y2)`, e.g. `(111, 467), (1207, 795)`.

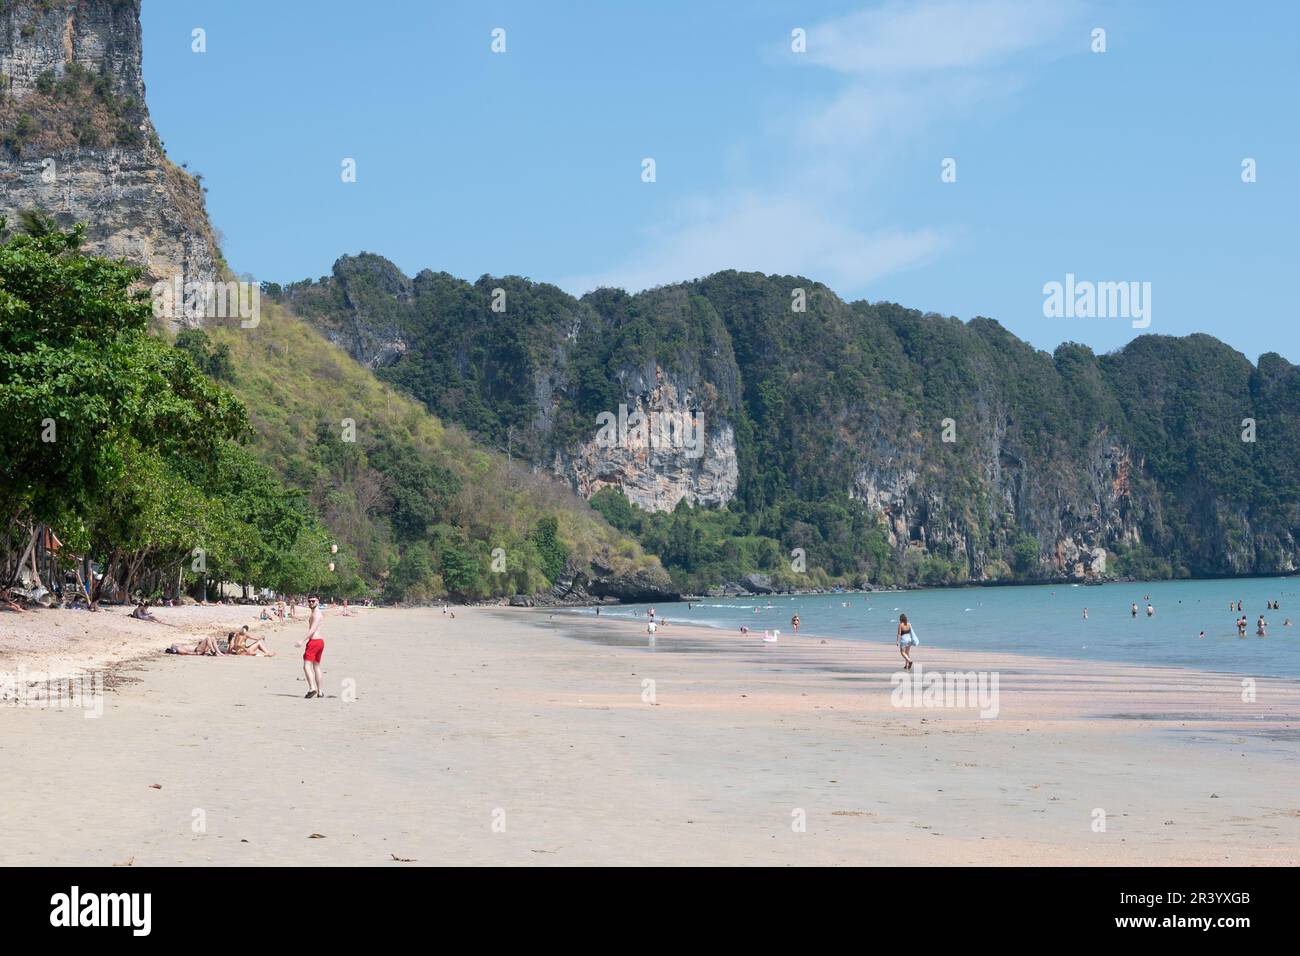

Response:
(0, 222), (666, 603)
(196, 296), (666, 601)
(272, 258), (1300, 593)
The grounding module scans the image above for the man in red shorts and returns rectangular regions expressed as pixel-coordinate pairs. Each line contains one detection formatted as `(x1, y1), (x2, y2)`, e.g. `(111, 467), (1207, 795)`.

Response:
(294, 594), (326, 699)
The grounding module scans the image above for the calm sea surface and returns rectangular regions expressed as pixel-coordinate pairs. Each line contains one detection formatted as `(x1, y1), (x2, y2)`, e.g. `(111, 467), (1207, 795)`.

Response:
(557, 578), (1300, 679)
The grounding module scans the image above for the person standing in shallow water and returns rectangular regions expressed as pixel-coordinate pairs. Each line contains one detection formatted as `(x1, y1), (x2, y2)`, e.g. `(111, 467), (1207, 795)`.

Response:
(896, 613), (916, 670)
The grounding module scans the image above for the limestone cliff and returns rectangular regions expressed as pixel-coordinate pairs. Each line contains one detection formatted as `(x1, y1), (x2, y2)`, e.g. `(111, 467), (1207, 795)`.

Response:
(0, 0), (219, 294)
(558, 369), (739, 513)
(269, 257), (1300, 586)
(274, 257), (743, 515)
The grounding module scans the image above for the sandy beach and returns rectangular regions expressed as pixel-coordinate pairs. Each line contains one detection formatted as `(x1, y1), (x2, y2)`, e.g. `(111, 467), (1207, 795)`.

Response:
(1, 604), (1297, 866)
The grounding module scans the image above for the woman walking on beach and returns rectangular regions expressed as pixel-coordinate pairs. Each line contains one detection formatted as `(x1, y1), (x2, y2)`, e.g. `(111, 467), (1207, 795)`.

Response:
(897, 613), (917, 670)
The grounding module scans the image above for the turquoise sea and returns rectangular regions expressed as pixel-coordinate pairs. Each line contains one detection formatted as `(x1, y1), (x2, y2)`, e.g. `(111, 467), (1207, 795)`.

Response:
(560, 578), (1300, 679)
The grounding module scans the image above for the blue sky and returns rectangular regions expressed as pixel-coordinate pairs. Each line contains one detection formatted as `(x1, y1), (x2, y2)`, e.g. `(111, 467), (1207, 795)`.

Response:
(141, 1), (1299, 362)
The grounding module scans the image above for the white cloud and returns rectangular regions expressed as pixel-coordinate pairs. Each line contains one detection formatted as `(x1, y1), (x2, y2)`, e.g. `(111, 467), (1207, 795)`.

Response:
(804, 0), (1079, 75)
(562, 0), (1081, 298)
(563, 194), (950, 295)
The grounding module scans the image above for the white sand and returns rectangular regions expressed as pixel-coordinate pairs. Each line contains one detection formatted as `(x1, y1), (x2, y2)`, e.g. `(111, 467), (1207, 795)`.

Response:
(1, 605), (1296, 865)
(0, 603), (296, 682)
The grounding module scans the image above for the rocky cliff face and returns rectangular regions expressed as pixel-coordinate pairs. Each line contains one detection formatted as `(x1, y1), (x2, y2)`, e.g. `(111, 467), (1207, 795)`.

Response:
(558, 369), (739, 512)
(268, 258), (1300, 587)
(852, 424), (1140, 581)
(275, 257), (744, 515)
(0, 0), (219, 298)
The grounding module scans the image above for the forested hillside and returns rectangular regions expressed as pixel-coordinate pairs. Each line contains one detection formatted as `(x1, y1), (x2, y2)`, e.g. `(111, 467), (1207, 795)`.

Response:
(0, 221), (670, 604)
(272, 256), (1300, 594)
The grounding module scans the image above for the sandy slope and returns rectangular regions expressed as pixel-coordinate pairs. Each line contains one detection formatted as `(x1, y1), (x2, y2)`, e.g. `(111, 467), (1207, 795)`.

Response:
(0, 606), (1296, 866)
(0, 603), (296, 683)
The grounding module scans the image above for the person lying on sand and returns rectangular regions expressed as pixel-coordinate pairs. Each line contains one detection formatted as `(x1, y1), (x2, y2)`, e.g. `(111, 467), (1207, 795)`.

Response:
(230, 626), (276, 657)
(165, 634), (224, 656)
(130, 601), (176, 626)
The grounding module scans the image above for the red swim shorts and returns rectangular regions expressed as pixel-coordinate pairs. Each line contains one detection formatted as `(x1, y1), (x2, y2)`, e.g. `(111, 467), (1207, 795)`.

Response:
(303, 638), (325, 663)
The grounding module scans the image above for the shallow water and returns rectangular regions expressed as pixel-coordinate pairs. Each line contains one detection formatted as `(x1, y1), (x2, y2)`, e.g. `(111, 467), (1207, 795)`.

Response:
(555, 578), (1300, 679)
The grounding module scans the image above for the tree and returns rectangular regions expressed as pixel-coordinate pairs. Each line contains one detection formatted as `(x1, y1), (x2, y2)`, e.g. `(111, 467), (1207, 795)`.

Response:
(0, 220), (323, 600)
(530, 516), (568, 583)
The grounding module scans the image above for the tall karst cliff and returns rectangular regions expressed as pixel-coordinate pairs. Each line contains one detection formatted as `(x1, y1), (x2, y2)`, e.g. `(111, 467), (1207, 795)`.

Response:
(0, 0), (219, 290)
(270, 255), (1300, 585)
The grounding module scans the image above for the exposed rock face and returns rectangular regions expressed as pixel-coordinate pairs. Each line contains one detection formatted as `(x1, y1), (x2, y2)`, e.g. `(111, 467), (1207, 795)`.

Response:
(853, 425), (1143, 582)
(276, 258), (742, 513)
(559, 372), (739, 512)
(0, 0), (219, 302)
(1, 0), (144, 100)
(300, 255), (411, 369)
(549, 558), (680, 604)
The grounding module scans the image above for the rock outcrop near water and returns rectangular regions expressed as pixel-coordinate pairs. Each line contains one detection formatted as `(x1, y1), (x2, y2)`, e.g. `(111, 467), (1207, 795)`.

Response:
(272, 256), (1300, 585)
(0, 0), (219, 297)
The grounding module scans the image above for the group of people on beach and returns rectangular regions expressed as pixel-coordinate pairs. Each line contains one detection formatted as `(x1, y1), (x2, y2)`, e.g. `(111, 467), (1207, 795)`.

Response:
(158, 595), (331, 699)
(164, 624), (276, 658)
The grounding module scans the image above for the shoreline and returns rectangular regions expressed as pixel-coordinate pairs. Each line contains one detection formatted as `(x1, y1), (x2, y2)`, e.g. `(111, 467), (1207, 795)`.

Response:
(530, 600), (1300, 688)
(495, 606), (1300, 728)
(653, 568), (1300, 603)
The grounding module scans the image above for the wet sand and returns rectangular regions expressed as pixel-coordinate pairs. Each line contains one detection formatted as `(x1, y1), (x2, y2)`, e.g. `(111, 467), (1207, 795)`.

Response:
(1, 606), (1296, 865)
